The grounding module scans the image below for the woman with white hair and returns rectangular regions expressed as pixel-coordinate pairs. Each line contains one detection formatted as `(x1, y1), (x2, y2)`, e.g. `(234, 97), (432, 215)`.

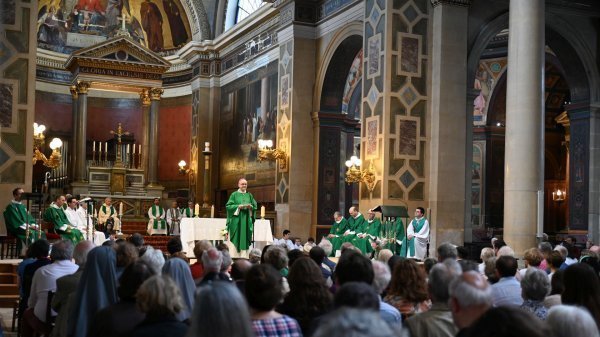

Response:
(520, 268), (550, 320)
(547, 305), (600, 337)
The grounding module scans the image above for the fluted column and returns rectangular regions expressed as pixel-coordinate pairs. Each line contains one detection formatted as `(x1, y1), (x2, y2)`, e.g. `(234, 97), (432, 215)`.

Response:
(147, 88), (163, 186)
(140, 89), (151, 174)
(69, 85), (78, 181)
(74, 81), (90, 182)
(503, 0), (545, 255)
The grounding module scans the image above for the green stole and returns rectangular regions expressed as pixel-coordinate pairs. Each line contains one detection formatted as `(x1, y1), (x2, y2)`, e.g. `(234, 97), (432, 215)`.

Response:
(184, 208), (193, 217)
(407, 217), (426, 256)
(102, 205), (115, 216)
(152, 206), (165, 229)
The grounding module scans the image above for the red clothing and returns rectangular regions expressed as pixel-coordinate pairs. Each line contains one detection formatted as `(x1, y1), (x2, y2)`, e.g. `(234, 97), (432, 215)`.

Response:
(75, 0), (104, 12)
(190, 262), (203, 280)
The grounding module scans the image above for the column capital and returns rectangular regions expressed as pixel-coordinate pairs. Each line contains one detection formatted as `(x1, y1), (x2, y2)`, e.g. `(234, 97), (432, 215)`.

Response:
(430, 0), (472, 8)
(70, 85), (78, 99)
(149, 88), (164, 101)
(140, 89), (151, 106)
(75, 81), (91, 94)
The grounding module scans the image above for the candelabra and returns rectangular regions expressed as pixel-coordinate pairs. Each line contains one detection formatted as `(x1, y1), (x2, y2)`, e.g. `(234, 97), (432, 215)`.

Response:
(257, 139), (287, 170)
(33, 123), (63, 169)
(344, 156), (376, 193)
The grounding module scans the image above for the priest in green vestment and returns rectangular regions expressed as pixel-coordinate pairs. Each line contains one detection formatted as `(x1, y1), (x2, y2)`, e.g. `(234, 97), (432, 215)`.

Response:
(327, 211), (347, 257)
(343, 206), (365, 244)
(181, 201), (195, 218)
(225, 178), (257, 253)
(43, 195), (84, 244)
(352, 209), (381, 254)
(3, 187), (46, 252)
(147, 198), (167, 235)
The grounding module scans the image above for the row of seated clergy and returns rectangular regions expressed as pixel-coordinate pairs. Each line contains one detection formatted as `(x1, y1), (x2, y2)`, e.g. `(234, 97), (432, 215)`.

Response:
(327, 206), (430, 260)
(147, 199), (193, 236)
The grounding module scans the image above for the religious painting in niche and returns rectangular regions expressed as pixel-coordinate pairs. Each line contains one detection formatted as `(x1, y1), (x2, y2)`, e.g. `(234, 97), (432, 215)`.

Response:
(36, 0), (192, 54)
(473, 58), (506, 126)
(399, 119), (417, 156)
(398, 33), (421, 77)
(365, 116), (378, 159)
(220, 65), (278, 188)
(280, 74), (289, 109)
(367, 34), (380, 79)
(342, 49), (363, 117)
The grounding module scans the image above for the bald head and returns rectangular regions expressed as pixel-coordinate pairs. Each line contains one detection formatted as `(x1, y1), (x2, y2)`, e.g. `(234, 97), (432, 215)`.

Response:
(231, 259), (252, 281)
(349, 206), (358, 217)
(590, 245), (600, 254)
(73, 240), (95, 266)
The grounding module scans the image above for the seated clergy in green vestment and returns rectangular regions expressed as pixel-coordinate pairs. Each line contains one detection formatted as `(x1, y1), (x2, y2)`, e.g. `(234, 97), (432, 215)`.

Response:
(343, 206), (365, 244)
(327, 211), (347, 257)
(43, 195), (83, 244)
(379, 217), (406, 257)
(225, 178), (257, 254)
(147, 198), (167, 235)
(3, 187), (46, 253)
(352, 209), (381, 255)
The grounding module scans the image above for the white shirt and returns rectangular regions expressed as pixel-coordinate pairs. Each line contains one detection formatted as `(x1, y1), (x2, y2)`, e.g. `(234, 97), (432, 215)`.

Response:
(276, 238), (296, 251)
(65, 207), (85, 229)
(28, 260), (79, 321)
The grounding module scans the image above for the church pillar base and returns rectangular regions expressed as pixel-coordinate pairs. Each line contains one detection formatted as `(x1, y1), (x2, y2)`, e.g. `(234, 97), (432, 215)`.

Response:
(71, 181), (90, 197)
(146, 185), (164, 198)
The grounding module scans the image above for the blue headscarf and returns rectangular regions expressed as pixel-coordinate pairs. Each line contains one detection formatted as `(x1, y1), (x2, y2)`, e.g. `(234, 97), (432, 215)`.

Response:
(162, 258), (196, 322)
(67, 246), (119, 337)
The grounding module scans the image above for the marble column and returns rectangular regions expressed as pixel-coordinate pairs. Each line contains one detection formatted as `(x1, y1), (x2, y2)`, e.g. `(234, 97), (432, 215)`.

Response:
(503, 0), (544, 255)
(74, 81), (90, 182)
(147, 88), (163, 188)
(260, 76), (268, 126)
(140, 89), (150, 173)
(428, 0), (470, 249)
(69, 85), (78, 181)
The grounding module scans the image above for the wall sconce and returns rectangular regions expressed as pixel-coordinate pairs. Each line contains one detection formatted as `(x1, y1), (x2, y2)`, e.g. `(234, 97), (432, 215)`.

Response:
(178, 160), (193, 175)
(32, 123), (62, 169)
(552, 189), (566, 202)
(345, 156), (376, 193)
(257, 139), (287, 170)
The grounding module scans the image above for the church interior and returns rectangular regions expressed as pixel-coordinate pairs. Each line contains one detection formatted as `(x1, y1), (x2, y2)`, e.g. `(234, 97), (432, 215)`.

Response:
(0, 0), (599, 257)
(0, 0), (600, 337)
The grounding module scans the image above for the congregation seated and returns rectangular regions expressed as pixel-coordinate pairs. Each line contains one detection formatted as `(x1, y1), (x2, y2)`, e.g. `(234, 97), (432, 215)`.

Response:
(198, 247), (231, 285)
(519, 268), (550, 320)
(189, 240), (212, 281)
(162, 258), (195, 322)
(383, 258), (431, 318)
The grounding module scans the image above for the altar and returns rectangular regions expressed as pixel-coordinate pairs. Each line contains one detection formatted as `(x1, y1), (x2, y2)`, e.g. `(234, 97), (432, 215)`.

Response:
(180, 218), (273, 257)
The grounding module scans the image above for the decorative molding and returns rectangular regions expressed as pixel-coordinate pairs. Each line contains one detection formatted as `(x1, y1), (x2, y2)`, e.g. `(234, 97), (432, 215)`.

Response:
(140, 89), (151, 106)
(149, 88), (164, 101)
(75, 81), (91, 94)
(430, 0), (472, 7)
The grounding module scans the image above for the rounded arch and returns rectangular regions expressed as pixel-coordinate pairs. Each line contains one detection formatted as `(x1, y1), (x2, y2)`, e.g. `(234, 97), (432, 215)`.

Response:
(180, 0), (211, 40)
(313, 21), (363, 115)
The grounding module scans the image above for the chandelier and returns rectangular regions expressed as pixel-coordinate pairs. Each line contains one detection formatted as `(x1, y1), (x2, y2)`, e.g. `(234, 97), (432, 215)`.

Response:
(257, 139), (287, 170)
(345, 156), (376, 193)
(32, 123), (62, 169)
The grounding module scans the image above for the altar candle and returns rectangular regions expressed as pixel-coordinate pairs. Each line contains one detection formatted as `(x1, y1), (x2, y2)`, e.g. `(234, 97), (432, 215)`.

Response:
(93, 141), (95, 151)
(138, 144), (141, 154)
(133, 144), (136, 154)
(204, 142), (210, 152)
(105, 142), (108, 152)
(126, 144), (130, 154)
(194, 203), (200, 217)
(119, 202), (123, 216)
(260, 205), (265, 218)
(210, 205), (215, 218)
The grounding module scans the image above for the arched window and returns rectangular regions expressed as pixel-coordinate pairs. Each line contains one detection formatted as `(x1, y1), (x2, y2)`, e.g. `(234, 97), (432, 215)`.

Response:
(225, 0), (264, 31)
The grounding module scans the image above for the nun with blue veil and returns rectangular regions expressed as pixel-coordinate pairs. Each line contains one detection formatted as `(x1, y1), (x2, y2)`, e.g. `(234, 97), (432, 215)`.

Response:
(67, 246), (119, 337)
(162, 258), (196, 323)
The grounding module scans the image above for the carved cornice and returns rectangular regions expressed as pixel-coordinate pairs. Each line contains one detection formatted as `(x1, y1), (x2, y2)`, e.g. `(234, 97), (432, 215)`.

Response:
(149, 88), (164, 101)
(75, 81), (91, 94)
(431, 0), (472, 7)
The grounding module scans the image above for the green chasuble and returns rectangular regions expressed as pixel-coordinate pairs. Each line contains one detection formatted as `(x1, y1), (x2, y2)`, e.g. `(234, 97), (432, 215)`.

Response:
(3, 201), (46, 250)
(329, 218), (348, 257)
(352, 218), (381, 254)
(344, 213), (366, 244)
(225, 190), (257, 252)
(396, 218), (407, 257)
(43, 204), (83, 244)
(151, 206), (166, 229)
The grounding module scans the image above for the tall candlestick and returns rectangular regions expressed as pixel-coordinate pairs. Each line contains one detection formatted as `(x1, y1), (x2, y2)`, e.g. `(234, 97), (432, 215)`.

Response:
(260, 205), (265, 218)
(194, 203), (200, 217)
(133, 144), (136, 154)
(126, 144), (130, 154)
(119, 202), (124, 216)
(93, 141), (95, 151)
(105, 142), (108, 152)
(210, 205), (215, 218)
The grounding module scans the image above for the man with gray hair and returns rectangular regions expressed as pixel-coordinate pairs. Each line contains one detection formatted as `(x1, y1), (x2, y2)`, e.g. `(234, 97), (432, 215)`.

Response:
(318, 239), (336, 271)
(199, 247), (231, 285)
(448, 271), (493, 336)
(23, 240), (79, 335)
(404, 259), (462, 337)
(372, 260), (401, 326)
(437, 242), (458, 261)
(52, 240), (95, 337)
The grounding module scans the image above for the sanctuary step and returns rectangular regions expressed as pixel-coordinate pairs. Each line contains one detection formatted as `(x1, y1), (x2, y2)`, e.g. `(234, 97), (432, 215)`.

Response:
(121, 220), (172, 253)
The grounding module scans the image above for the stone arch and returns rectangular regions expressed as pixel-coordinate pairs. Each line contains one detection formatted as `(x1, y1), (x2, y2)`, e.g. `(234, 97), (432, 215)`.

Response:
(179, 0), (211, 40)
(313, 21), (363, 115)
